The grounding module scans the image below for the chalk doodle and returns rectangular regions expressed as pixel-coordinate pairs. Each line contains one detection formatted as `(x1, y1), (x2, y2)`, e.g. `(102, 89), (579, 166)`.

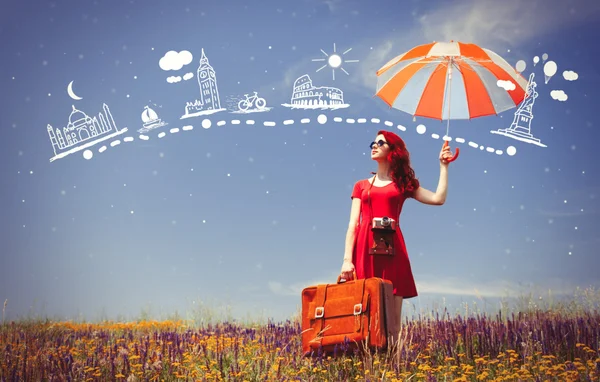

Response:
(48, 104), (128, 162)
(180, 49), (226, 119)
(490, 73), (547, 148)
(138, 105), (168, 133)
(281, 74), (349, 110)
(311, 43), (359, 81)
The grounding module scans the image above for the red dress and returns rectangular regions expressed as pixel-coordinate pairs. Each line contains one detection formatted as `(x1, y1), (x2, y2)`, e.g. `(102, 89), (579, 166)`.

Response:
(351, 178), (418, 298)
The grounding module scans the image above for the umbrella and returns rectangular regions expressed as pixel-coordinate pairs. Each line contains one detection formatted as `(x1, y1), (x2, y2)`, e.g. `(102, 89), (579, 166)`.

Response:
(375, 40), (529, 162)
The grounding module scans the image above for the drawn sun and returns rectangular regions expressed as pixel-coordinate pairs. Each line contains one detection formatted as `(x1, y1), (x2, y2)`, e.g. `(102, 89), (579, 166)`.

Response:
(312, 43), (359, 81)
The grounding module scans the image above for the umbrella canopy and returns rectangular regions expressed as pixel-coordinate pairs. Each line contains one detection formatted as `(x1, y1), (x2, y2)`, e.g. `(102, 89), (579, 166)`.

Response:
(375, 41), (529, 121)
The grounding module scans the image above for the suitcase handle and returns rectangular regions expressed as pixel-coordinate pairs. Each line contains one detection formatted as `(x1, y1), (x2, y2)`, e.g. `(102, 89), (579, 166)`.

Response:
(337, 270), (357, 284)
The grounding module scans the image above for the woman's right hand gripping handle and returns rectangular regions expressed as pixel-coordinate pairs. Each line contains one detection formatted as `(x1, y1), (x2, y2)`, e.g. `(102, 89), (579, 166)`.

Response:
(340, 260), (355, 281)
(342, 197), (361, 281)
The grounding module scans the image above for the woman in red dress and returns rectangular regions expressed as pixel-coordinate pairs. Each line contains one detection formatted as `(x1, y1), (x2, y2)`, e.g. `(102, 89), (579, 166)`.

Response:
(340, 130), (454, 344)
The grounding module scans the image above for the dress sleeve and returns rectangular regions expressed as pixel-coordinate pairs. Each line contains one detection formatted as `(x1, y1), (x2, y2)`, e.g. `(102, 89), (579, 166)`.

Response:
(351, 180), (362, 200)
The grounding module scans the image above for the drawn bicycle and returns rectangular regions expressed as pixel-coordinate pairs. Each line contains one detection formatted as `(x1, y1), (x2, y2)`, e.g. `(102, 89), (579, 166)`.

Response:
(238, 91), (267, 111)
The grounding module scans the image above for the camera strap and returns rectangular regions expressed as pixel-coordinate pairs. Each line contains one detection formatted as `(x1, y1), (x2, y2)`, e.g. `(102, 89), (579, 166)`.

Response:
(367, 172), (400, 220)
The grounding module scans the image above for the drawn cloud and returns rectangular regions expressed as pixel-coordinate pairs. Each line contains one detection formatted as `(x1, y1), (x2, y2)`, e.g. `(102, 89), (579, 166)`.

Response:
(159, 50), (193, 71)
(497, 79), (516, 91)
(563, 70), (579, 81)
(183, 72), (194, 81)
(167, 76), (182, 83)
(550, 90), (568, 101)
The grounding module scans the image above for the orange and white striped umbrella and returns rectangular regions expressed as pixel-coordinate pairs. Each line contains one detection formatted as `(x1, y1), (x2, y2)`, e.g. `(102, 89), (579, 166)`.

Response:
(375, 41), (529, 121)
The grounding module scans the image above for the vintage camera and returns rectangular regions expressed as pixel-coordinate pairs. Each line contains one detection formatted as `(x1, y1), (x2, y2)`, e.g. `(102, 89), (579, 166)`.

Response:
(372, 216), (397, 231)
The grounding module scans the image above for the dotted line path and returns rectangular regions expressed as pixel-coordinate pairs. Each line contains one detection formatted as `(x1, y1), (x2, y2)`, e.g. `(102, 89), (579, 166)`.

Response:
(83, 114), (518, 160)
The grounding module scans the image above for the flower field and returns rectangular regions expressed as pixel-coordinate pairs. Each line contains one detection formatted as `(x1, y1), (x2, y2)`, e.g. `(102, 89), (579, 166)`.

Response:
(1, 289), (599, 381)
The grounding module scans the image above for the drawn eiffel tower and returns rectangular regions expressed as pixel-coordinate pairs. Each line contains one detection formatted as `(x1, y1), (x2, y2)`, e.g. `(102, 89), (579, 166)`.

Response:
(490, 72), (547, 147)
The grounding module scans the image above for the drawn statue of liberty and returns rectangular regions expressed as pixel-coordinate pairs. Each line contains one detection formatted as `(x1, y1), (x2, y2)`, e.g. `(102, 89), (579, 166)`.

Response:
(490, 72), (547, 148)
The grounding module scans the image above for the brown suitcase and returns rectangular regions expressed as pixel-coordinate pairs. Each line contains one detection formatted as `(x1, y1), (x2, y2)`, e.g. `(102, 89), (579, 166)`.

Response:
(301, 273), (398, 356)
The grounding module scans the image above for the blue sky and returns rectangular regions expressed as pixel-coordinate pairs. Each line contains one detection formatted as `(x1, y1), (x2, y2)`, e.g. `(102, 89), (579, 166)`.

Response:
(1, 0), (599, 323)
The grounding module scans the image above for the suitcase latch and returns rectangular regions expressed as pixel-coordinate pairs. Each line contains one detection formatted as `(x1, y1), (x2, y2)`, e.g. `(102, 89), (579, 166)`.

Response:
(315, 307), (324, 318)
(353, 303), (363, 315)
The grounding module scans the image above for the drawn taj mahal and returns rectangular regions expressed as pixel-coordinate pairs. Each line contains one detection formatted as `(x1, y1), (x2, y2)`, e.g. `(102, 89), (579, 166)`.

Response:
(181, 49), (226, 119)
(47, 103), (128, 162)
(491, 73), (547, 147)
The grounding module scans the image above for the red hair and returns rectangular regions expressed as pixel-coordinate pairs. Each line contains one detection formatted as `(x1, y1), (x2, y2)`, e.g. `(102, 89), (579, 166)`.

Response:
(377, 130), (420, 197)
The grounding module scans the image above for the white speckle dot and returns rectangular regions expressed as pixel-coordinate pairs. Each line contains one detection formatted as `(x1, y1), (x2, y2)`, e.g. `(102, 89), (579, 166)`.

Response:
(202, 220), (206, 223)
(484, 170), (487, 174)
(227, 173), (231, 177)
(568, 252), (572, 255)
(22, 199), (25, 203)
(268, 45), (272, 49)
(416, 124), (427, 134)
(473, 208), (477, 211)
(83, 150), (93, 160)
(130, 210), (134, 214)
(266, 191), (269, 194)
(506, 146), (517, 156)
(159, 152), (164, 158)
(134, 75), (137, 79)
(48, 93), (51, 96)
(564, 200), (567, 203)
(575, 226), (578, 230)
(126, 94), (130, 98)
(317, 114), (327, 124)
(29, 170), (33, 174)
(202, 119), (212, 129)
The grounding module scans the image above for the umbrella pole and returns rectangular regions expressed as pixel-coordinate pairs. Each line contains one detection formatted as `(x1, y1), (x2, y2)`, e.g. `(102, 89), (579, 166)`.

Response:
(445, 58), (452, 139)
(444, 58), (460, 162)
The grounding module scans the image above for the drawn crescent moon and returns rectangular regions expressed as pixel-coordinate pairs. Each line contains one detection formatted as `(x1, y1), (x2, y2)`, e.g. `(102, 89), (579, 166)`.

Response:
(67, 81), (83, 100)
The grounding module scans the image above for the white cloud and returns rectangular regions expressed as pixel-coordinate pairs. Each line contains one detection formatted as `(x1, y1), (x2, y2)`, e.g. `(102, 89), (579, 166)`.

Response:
(551, 90), (568, 101)
(268, 270), (342, 296)
(418, 0), (600, 51)
(563, 70), (579, 81)
(166, 76), (182, 83)
(159, 50), (193, 71)
(183, 72), (194, 81)
(269, 272), (585, 301)
(497, 79), (516, 91)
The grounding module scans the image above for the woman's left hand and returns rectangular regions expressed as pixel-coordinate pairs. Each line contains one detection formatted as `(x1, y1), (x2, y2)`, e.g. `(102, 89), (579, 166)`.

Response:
(440, 142), (453, 165)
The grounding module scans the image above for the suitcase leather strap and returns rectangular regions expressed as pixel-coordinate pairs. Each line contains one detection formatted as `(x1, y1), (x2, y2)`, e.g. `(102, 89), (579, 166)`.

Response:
(312, 278), (367, 345)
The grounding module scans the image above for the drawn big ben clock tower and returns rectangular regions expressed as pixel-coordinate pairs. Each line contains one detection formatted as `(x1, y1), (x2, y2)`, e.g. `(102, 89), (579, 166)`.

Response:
(196, 49), (222, 110)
